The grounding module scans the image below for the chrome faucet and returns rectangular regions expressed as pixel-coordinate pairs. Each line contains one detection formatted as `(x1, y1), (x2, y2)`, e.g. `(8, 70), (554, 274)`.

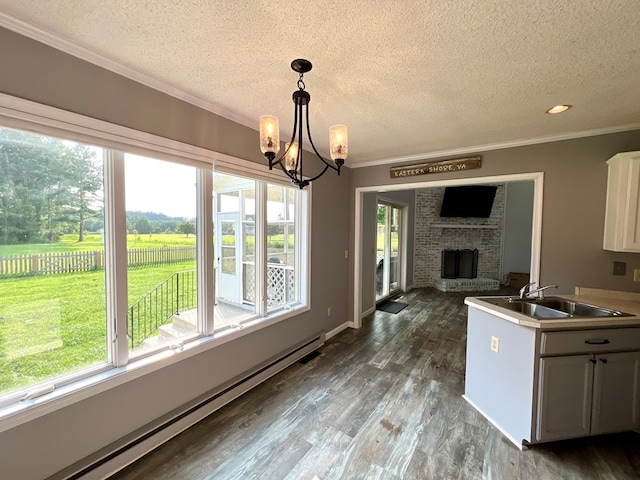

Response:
(519, 282), (558, 300)
(519, 282), (536, 299)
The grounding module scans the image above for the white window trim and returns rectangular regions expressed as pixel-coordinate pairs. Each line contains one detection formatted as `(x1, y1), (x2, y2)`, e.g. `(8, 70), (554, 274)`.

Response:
(0, 92), (311, 433)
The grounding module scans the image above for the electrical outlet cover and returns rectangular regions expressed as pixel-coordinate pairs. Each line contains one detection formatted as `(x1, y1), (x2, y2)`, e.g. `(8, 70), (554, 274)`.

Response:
(491, 336), (500, 353)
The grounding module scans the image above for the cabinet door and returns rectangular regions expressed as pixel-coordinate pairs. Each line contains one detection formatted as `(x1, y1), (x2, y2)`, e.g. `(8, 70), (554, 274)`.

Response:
(591, 351), (640, 435)
(536, 355), (593, 442)
(622, 159), (640, 250)
(604, 152), (640, 252)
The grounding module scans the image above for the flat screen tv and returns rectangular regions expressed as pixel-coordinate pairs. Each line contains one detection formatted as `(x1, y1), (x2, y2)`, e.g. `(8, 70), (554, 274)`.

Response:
(439, 185), (497, 218)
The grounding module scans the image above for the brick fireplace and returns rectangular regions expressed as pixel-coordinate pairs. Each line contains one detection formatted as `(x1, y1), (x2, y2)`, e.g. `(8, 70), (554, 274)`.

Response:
(414, 185), (504, 292)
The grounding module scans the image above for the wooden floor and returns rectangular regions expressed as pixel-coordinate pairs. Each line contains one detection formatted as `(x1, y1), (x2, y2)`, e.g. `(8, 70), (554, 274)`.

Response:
(111, 288), (640, 480)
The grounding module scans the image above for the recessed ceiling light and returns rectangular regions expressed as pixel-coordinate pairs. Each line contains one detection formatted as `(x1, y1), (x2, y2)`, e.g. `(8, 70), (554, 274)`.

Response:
(546, 104), (572, 114)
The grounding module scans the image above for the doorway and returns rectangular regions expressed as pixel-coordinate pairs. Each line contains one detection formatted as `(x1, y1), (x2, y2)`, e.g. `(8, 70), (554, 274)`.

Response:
(353, 172), (543, 328)
(376, 202), (402, 301)
(215, 212), (242, 303)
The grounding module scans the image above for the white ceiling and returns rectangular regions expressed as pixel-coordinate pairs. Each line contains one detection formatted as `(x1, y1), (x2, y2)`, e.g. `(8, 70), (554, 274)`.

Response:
(1, 1), (639, 167)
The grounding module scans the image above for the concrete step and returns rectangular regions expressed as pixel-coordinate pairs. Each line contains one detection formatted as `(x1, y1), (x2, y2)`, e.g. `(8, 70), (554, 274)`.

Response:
(157, 322), (195, 341)
(171, 310), (197, 331)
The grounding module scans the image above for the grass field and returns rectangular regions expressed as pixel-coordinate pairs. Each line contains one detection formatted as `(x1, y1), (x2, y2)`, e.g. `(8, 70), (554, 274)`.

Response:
(0, 233), (196, 256)
(0, 232), (292, 254)
(0, 231), (293, 396)
(0, 259), (195, 395)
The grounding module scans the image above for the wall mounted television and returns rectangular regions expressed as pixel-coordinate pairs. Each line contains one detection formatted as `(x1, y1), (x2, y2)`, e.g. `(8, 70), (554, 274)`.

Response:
(439, 185), (497, 218)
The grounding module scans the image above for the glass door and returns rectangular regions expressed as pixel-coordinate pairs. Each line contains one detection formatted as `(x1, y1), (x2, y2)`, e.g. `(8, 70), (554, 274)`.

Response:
(216, 213), (241, 303)
(376, 202), (402, 301)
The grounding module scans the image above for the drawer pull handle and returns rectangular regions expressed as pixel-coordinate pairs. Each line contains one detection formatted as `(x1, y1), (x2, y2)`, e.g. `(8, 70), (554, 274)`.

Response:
(590, 359), (597, 364)
(599, 358), (608, 364)
(585, 339), (610, 345)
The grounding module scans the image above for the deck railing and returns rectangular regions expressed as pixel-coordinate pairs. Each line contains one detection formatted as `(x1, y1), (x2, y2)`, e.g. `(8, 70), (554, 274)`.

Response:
(128, 270), (197, 348)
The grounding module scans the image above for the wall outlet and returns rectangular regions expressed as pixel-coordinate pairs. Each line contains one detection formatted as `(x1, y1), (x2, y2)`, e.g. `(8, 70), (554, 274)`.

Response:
(613, 261), (626, 276)
(344, 250), (348, 259)
(491, 336), (500, 353)
(634, 269), (640, 282)
(327, 307), (332, 317)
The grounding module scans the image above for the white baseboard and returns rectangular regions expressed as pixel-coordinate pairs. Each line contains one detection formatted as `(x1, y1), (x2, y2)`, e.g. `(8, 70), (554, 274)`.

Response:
(59, 334), (325, 479)
(326, 322), (350, 340)
(361, 306), (376, 318)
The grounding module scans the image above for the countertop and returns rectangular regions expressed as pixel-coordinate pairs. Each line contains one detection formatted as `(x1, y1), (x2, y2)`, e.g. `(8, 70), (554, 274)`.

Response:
(465, 287), (640, 329)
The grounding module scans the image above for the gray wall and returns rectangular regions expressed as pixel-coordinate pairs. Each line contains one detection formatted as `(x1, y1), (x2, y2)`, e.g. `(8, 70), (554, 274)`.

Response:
(351, 132), (640, 295)
(502, 181), (535, 277)
(0, 27), (351, 479)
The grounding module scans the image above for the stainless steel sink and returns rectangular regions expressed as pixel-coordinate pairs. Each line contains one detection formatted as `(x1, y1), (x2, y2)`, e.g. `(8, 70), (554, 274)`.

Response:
(535, 298), (629, 317)
(480, 296), (632, 320)
(489, 300), (570, 319)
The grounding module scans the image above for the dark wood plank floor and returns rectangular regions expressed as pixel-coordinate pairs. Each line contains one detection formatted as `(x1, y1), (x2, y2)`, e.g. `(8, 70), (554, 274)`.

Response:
(111, 288), (640, 480)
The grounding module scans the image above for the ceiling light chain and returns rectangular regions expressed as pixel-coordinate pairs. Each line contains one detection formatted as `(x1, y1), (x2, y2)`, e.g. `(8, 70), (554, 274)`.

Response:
(259, 59), (348, 189)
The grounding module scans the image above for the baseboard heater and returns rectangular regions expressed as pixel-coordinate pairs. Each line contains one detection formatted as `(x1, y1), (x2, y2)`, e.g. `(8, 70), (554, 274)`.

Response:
(53, 332), (325, 480)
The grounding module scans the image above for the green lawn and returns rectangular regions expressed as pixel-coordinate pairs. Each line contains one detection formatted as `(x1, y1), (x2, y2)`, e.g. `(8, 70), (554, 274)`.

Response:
(0, 260), (195, 395)
(0, 231), (291, 396)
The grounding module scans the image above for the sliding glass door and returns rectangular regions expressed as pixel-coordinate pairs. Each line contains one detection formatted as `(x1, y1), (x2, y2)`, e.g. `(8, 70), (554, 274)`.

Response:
(376, 202), (402, 301)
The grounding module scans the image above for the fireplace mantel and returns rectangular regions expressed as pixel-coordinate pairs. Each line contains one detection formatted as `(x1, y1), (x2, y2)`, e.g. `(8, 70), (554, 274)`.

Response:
(431, 223), (499, 229)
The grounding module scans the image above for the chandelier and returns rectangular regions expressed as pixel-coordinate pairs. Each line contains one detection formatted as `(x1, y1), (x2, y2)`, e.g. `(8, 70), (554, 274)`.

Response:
(259, 59), (348, 189)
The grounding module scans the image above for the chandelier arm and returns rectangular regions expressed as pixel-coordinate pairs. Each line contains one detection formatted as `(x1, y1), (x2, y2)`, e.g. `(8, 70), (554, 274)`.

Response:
(304, 104), (340, 173)
(304, 163), (331, 183)
(278, 162), (297, 183)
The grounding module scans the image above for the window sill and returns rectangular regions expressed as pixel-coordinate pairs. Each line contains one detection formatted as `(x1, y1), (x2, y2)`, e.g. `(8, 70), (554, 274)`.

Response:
(0, 304), (309, 434)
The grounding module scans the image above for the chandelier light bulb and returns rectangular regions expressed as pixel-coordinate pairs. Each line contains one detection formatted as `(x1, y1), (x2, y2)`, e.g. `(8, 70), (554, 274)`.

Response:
(259, 115), (280, 155)
(285, 143), (298, 172)
(329, 124), (348, 164)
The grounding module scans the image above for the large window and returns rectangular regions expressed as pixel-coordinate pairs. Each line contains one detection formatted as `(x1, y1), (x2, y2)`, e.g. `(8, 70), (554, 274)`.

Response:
(0, 127), (108, 396)
(213, 172), (304, 327)
(125, 154), (198, 353)
(0, 112), (309, 412)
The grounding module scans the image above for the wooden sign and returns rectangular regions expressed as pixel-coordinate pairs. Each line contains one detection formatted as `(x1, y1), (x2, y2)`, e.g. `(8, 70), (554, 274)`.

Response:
(390, 156), (481, 178)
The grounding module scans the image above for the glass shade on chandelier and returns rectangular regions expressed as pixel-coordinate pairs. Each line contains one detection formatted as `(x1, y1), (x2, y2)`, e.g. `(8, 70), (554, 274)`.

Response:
(259, 115), (280, 156)
(259, 59), (348, 189)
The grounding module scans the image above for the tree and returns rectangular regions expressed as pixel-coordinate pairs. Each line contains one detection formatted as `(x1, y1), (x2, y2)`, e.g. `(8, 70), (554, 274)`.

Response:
(63, 143), (102, 242)
(133, 216), (152, 235)
(177, 221), (195, 237)
(0, 128), (65, 243)
(0, 127), (103, 244)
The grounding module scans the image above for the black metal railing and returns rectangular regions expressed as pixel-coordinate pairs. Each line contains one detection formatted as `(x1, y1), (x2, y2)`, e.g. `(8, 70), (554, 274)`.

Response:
(128, 270), (197, 348)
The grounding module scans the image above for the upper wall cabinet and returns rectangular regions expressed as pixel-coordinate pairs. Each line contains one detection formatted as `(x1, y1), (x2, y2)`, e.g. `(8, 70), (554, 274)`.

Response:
(603, 151), (640, 252)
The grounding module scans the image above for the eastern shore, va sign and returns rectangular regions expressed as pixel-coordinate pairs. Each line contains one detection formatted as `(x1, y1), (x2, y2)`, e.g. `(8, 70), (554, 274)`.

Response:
(390, 156), (481, 178)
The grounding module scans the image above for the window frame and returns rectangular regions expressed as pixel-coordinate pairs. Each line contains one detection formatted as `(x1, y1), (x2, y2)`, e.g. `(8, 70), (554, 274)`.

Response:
(0, 92), (311, 433)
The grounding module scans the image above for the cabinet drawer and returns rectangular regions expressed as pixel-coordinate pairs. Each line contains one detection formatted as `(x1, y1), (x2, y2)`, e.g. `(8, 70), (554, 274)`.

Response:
(540, 328), (640, 355)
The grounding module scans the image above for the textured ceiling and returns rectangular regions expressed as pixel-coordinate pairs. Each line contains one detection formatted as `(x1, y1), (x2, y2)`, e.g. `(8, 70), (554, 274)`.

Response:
(1, 1), (639, 167)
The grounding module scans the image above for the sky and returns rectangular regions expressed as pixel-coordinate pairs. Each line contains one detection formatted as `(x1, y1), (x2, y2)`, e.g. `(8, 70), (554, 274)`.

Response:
(125, 154), (197, 219)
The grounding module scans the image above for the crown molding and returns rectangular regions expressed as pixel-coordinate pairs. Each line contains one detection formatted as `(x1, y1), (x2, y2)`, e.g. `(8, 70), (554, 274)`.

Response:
(347, 123), (640, 169)
(0, 12), (256, 131)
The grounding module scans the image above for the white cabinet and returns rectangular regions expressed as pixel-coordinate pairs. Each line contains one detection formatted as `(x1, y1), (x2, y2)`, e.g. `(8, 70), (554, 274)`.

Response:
(591, 350), (640, 434)
(536, 354), (593, 442)
(536, 335), (640, 443)
(603, 150), (640, 252)
(464, 304), (640, 448)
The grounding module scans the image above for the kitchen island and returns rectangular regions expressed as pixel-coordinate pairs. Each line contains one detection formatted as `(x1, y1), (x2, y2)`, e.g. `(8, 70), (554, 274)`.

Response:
(464, 288), (640, 449)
